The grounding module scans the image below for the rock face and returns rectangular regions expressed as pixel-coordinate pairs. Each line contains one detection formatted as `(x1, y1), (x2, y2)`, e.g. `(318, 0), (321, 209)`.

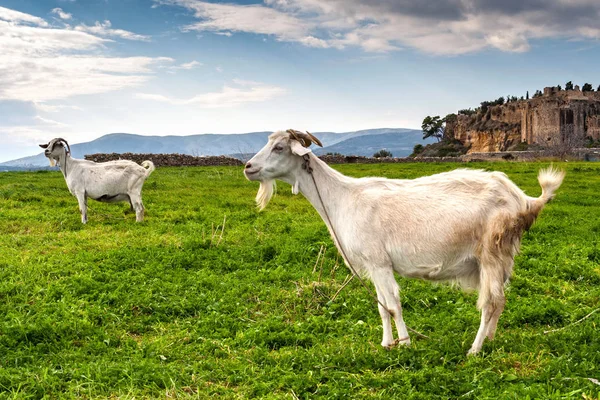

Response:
(447, 88), (600, 153)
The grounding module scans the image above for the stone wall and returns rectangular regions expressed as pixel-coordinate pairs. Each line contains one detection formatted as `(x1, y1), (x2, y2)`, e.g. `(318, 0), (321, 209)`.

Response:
(318, 155), (463, 164)
(85, 153), (244, 166)
(85, 150), (597, 168)
(85, 152), (466, 167)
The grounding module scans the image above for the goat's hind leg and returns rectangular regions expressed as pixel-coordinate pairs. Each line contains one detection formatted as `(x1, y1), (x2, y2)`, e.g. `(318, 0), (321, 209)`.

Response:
(371, 267), (410, 348)
(468, 251), (509, 355)
(468, 302), (495, 356)
(129, 192), (145, 222)
(75, 192), (88, 224)
(127, 195), (135, 213)
(486, 294), (506, 340)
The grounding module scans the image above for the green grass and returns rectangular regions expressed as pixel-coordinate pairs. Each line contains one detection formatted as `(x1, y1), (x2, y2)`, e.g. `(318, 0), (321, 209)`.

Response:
(0, 162), (599, 399)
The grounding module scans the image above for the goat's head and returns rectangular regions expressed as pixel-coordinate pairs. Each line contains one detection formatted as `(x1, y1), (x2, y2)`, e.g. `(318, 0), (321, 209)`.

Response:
(244, 129), (322, 209)
(39, 138), (71, 166)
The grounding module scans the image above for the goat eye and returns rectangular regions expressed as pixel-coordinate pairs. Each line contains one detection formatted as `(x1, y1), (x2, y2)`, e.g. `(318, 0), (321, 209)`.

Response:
(273, 145), (284, 152)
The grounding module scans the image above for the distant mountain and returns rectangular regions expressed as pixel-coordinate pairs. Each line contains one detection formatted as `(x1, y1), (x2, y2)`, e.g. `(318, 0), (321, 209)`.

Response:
(1, 128), (432, 169)
(314, 130), (434, 157)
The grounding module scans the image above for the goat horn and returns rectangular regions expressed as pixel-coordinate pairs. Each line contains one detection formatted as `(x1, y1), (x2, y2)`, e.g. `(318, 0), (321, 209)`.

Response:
(286, 129), (314, 148)
(305, 131), (323, 147)
(55, 138), (71, 154)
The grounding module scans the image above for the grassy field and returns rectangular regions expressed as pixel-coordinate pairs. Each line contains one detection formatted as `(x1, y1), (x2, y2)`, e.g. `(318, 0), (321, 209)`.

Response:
(0, 162), (599, 399)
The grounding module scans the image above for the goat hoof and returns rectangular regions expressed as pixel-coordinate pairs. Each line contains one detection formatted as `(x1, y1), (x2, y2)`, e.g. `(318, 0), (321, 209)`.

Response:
(381, 340), (395, 350)
(382, 337), (411, 350)
(394, 337), (411, 347)
(466, 348), (480, 357)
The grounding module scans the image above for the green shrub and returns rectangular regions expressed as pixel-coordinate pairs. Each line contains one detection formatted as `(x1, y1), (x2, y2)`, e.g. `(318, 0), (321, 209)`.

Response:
(373, 149), (392, 158)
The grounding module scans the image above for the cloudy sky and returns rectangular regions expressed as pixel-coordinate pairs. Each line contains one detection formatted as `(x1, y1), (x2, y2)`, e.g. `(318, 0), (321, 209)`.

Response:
(1, 0), (600, 162)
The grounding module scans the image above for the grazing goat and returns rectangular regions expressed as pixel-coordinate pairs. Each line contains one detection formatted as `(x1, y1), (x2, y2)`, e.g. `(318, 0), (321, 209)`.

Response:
(40, 138), (155, 224)
(244, 130), (565, 355)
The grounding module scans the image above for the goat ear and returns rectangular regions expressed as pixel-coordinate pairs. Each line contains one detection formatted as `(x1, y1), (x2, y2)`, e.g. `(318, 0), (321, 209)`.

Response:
(290, 140), (311, 156)
(39, 144), (48, 149)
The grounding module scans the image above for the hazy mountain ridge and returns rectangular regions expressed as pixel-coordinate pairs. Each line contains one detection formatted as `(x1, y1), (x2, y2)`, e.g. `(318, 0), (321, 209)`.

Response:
(313, 131), (433, 157)
(1, 128), (430, 169)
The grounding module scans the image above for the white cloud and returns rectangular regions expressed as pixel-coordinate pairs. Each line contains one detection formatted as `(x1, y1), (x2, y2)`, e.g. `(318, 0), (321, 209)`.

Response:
(166, 60), (203, 72)
(155, 0), (600, 55)
(0, 126), (50, 144)
(156, 0), (312, 42)
(51, 7), (72, 20)
(0, 6), (48, 26)
(180, 60), (202, 69)
(74, 20), (151, 41)
(0, 115), (71, 147)
(1, 55), (173, 102)
(135, 81), (286, 108)
(0, 7), (172, 102)
(0, 20), (107, 58)
(33, 102), (83, 113)
(232, 78), (261, 86)
(34, 115), (69, 127)
(486, 32), (530, 53)
(298, 36), (330, 49)
(0, 124), (72, 162)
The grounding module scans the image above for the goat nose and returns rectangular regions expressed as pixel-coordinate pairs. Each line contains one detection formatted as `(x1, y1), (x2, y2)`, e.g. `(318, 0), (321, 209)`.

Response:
(245, 162), (252, 169)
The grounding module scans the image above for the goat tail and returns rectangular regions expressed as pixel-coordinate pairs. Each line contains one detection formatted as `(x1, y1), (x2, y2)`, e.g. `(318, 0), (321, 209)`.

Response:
(531, 166), (565, 212)
(141, 160), (155, 177)
(515, 166), (565, 234)
(538, 166), (565, 202)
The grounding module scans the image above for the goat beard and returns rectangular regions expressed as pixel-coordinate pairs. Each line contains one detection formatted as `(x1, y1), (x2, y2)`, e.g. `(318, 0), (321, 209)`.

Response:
(49, 159), (56, 167)
(256, 180), (275, 210)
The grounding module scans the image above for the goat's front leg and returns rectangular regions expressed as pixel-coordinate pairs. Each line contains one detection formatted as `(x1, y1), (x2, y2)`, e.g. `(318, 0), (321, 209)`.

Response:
(376, 294), (395, 348)
(75, 192), (88, 224)
(372, 267), (410, 348)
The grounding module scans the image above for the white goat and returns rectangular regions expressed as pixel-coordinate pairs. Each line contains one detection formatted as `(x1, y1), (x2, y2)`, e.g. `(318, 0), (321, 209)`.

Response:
(40, 138), (155, 224)
(244, 130), (565, 355)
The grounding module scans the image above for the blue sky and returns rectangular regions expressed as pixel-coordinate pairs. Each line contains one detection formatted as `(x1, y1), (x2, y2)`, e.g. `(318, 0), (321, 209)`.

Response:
(1, 0), (600, 162)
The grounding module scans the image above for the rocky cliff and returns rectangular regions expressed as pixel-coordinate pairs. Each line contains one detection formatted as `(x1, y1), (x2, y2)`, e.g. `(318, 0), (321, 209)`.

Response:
(447, 87), (600, 153)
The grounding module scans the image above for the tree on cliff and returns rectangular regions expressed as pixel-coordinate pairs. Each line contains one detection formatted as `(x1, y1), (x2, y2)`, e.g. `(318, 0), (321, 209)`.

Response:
(458, 108), (476, 116)
(582, 83), (593, 92)
(565, 81), (574, 90)
(597, 84), (600, 91)
(422, 114), (455, 143)
(422, 116), (445, 142)
(526, 91), (529, 100)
